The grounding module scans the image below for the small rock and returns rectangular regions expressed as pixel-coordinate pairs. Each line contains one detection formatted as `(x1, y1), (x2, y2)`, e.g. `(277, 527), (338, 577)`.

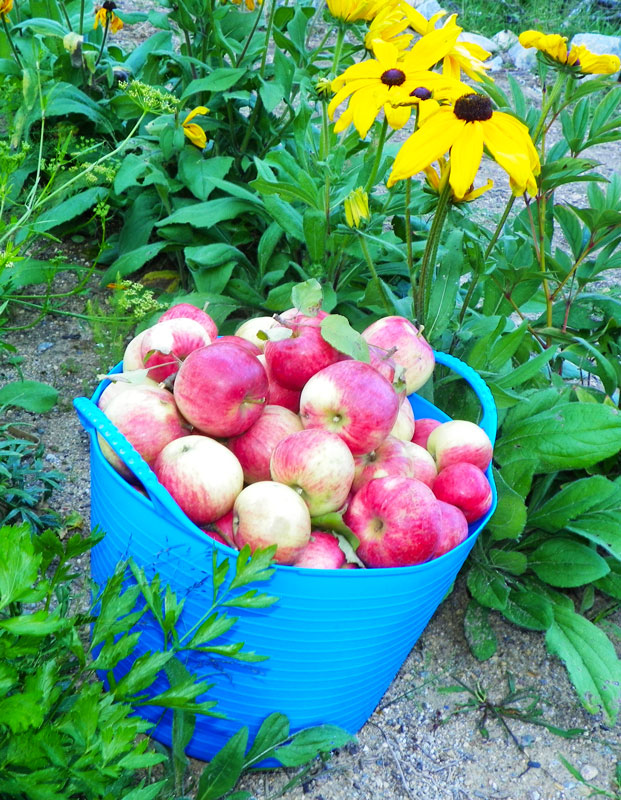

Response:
(508, 41), (538, 70)
(45, 453), (61, 464)
(38, 341), (55, 352)
(493, 29), (519, 51)
(458, 32), (498, 53)
(570, 33), (621, 61)
(487, 55), (504, 72)
(581, 764), (599, 781)
(530, 792), (541, 800)
(415, 0), (443, 21)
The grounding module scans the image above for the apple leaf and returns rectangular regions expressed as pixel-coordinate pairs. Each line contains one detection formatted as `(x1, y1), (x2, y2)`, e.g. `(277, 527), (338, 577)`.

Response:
(291, 278), (323, 316)
(320, 315), (370, 362)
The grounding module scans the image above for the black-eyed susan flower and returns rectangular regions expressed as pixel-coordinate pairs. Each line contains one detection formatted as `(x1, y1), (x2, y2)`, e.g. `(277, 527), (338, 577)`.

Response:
(94, 1), (123, 33)
(387, 94), (540, 198)
(344, 187), (370, 227)
(423, 155), (493, 202)
(0, 0), (13, 20)
(182, 106), (209, 149)
(364, 5), (412, 52)
(518, 30), (621, 74)
(329, 30), (470, 137)
(327, 0), (398, 23)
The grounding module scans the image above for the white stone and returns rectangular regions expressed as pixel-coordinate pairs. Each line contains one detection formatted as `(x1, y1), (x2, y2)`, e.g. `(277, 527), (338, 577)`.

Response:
(492, 29), (519, 51)
(458, 32), (498, 53)
(487, 55), (504, 72)
(581, 765), (599, 781)
(508, 41), (538, 71)
(416, 0), (444, 21)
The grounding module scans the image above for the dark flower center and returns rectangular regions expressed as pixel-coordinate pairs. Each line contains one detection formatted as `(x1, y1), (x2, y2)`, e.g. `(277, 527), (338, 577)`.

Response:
(381, 68), (406, 87)
(103, 0), (117, 9)
(454, 94), (493, 121)
(410, 87), (432, 101)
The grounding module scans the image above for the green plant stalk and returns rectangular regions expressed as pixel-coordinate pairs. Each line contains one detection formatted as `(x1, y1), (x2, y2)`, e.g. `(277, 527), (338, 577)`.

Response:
(364, 117), (388, 194)
(79, 0), (85, 34)
(358, 233), (392, 315)
(259, 0), (277, 78)
(331, 24), (345, 76)
(404, 177), (414, 281)
(458, 194), (517, 325)
(93, 13), (110, 70)
(57, 0), (72, 32)
(1, 16), (23, 69)
(531, 71), (566, 144)
(415, 176), (452, 325)
(182, 28), (199, 80)
(205, 0), (235, 65)
(0, 112), (147, 249)
(235, 0), (265, 66)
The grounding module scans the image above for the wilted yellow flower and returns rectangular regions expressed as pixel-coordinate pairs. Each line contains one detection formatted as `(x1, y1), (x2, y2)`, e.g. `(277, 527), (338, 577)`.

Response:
(0, 0), (13, 19)
(327, 0), (398, 23)
(344, 187), (370, 228)
(423, 155), (494, 203)
(519, 30), (621, 74)
(93, 3), (124, 33)
(329, 31), (469, 138)
(388, 94), (540, 199)
(364, 6), (412, 52)
(182, 106), (209, 149)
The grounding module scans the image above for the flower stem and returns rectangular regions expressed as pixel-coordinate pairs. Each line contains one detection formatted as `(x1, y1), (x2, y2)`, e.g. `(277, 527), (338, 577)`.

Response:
(93, 14), (110, 70)
(260, 0), (277, 78)
(404, 177), (413, 281)
(2, 16), (23, 69)
(364, 117), (388, 194)
(236, 0), (265, 66)
(415, 175), (452, 325)
(79, 0), (85, 34)
(331, 24), (345, 77)
(532, 72), (566, 144)
(359, 234), (392, 315)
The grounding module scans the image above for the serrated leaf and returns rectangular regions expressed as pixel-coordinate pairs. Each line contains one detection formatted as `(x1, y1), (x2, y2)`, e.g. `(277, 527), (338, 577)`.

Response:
(196, 727), (248, 800)
(546, 605), (621, 723)
(291, 278), (323, 316)
(229, 545), (277, 591)
(528, 475), (618, 531)
(320, 314), (370, 362)
(0, 524), (42, 610)
(274, 725), (355, 767)
(466, 563), (509, 610)
(188, 612), (237, 648)
(113, 651), (174, 699)
(501, 588), (554, 631)
(489, 549), (527, 575)
(530, 538), (609, 587)
(485, 468), (527, 541)
(464, 599), (498, 661)
(244, 712), (290, 767)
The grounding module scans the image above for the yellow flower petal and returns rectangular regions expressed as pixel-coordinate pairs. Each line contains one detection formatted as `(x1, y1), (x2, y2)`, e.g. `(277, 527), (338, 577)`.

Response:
(351, 84), (388, 137)
(449, 122), (484, 199)
(387, 110), (466, 187)
(403, 25), (462, 72)
(481, 116), (536, 194)
(384, 102), (411, 130)
(463, 178), (493, 202)
(183, 105), (209, 125)
(183, 123), (207, 149)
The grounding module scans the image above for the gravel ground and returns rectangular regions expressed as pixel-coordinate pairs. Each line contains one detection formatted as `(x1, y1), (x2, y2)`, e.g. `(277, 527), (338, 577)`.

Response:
(2, 284), (621, 800)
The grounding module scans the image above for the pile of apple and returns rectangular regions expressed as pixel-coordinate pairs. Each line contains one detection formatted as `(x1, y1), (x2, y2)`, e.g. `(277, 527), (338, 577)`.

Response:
(97, 300), (494, 569)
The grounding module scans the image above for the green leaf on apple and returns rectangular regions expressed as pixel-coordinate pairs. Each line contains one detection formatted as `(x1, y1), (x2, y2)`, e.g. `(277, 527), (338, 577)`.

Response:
(320, 315), (370, 362)
(291, 278), (323, 316)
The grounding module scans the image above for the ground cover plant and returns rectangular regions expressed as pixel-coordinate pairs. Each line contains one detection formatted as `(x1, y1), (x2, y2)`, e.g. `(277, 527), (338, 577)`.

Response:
(1, 0), (621, 795)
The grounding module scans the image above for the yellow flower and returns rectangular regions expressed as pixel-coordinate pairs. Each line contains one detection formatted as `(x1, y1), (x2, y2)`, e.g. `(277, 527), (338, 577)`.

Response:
(229, 0), (262, 10)
(327, 0), (399, 23)
(93, 4), (124, 33)
(329, 31), (470, 138)
(518, 30), (621, 74)
(423, 155), (493, 202)
(387, 94), (540, 199)
(0, 0), (13, 19)
(344, 187), (370, 227)
(400, 7), (491, 82)
(182, 106), (210, 149)
(364, 6), (412, 52)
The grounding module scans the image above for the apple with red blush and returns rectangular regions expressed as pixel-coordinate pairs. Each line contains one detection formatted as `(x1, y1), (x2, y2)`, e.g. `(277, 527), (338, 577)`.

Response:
(140, 318), (212, 382)
(401, 441), (437, 488)
(390, 399), (415, 441)
(174, 341), (269, 437)
(159, 302), (218, 340)
(426, 420), (493, 472)
(411, 418), (442, 449)
(216, 335), (262, 356)
(257, 354), (301, 413)
(235, 316), (281, 351)
(97, 374), (165, 411)
(362, 316), (435, 393)
(293, 532), (346, 569)
(299, 360), (399, 455)
(434, 501), (469, 557)
(432, 462), (492, 523)
(270, 428), (355, 516)
(344, 476), (441, 567)
(228, 404), (303, 484)
(352, 435), (413, 492)
(232, 481), (311, 565)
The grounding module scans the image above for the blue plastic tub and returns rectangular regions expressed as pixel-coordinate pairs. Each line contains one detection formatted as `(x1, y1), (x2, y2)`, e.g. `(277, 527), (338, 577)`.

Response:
(74, 350), (497, 761)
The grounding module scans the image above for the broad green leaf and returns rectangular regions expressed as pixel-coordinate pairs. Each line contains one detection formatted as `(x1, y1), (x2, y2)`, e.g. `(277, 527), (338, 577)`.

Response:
(494, 346), (557, 389)
(303, 209), (326, 263)
(485, 468), (527, 540)
(464, 599), (497, 661)
(320, 314), (370, 362)
(466, 563), (509, 610)
(0, 380), (58, 412)
(31, 187), (108, 234)
(274, 725), (355, 767)
(529, 538), (609, 587)
(177, 151), (234, 202)
(100, 242), (168, 285)
(114, 153), (149, 194)
(501, 588), (554, 631)
(0, 609), (67, 637)
(181, 68), (247, 99)
(495, 402), (621, 474)
(120, 780), (168, 800)
(113, 651), (174, 699)
(594, 559), (621, 600)
(0, 524), (42, 610)
(196, 727), (248, 800)
(14, 16), (67, 36)
(546, 605), (621, 723)
(566, 511), (621, 560)
(244, 712), (290, 767)
(0, 694), (45, 732)
(291, 278), (323, 316)
(155, 198), (258, 229)
(489, 549), (527, 575)
(425, 230), (462, 343)
(528, 475), (618, 531)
